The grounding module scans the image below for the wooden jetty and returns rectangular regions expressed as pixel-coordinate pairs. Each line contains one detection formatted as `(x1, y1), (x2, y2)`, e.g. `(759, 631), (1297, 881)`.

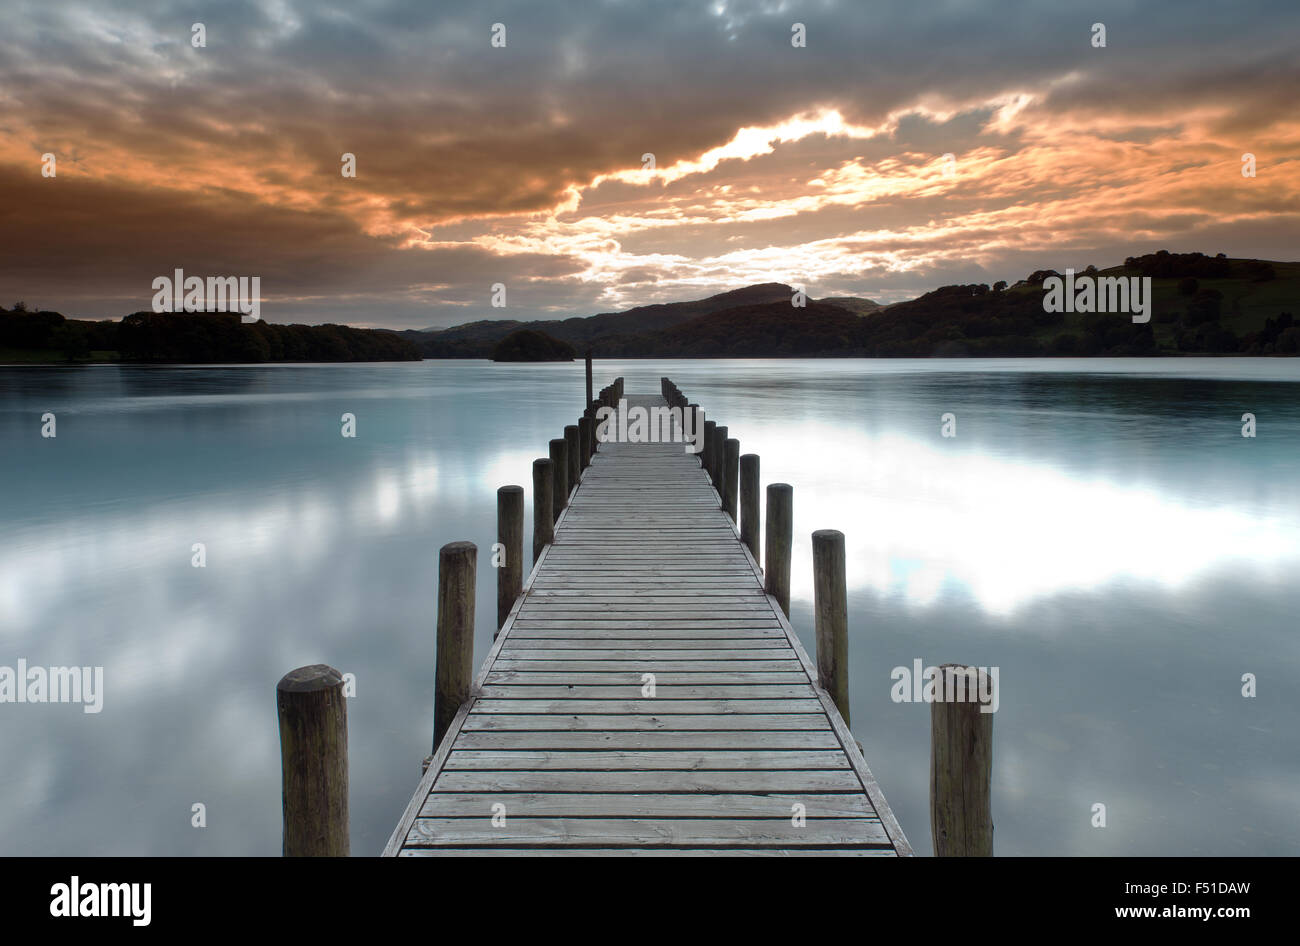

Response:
(379, 380), (914, 856)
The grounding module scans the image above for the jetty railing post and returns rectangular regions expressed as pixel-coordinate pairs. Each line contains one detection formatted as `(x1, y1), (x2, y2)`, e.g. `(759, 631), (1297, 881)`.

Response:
(277, 665), (349, 857)
(579, 415), (593, 470)
(723, 438), (739, 523)
(549, 438), (568, 523)
(564, 424), (580, 493)
(812, 529), (849, 724)
(585, 352), (593, 407)
(688, 404), (702, 460)
(764, 483), (792, 616)
(740, 453), (760, 561)
(713, 425), (728, 492)
(703, 420), (716, 480)
(931, 665), (994, 856)
(532, 459), (554, 565)
(434, 541), (476, 754)
(496, 486), (523, 634)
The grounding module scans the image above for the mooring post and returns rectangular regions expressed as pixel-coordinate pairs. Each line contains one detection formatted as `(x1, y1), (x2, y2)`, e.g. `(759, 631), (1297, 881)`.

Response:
(740, 453), (760, 561)
(764, 483), (792, 616)
(532, 458), (554, 565)
(688, 404), (702, 459)
(579, 415), (593, 469)
(585, 352), (593, 407)
(433, 541), (476, 755)
(564, 424), (580, 493)
(496, 486), (523, 634)
(713, 425), (728, 492)
(277, 664), (349, 857)
(723, 438), (740, 523)
(931, 664), (994, 856)
(549, 438), (568, 523)
(812, 529), (849, 724)
(703, 420), (717, 481)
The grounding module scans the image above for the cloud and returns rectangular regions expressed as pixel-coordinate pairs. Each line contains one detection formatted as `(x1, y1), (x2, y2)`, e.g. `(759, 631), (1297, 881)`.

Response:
(1, 0), (1297, 327)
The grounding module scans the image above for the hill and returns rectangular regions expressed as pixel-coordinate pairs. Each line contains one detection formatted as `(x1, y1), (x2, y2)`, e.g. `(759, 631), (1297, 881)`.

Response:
(491, 329), (575, 362)
(416, 252), (1298, 358)
(0, 307), (421, 363)
(413, 283), (795, 358)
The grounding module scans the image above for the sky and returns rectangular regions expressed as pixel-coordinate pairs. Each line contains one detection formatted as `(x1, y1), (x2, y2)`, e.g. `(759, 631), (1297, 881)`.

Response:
(1, 0), (1297, 329)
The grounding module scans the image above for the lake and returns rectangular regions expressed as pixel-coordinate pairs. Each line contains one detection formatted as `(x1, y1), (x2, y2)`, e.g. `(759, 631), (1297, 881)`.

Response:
(1, 357), (1297, 855)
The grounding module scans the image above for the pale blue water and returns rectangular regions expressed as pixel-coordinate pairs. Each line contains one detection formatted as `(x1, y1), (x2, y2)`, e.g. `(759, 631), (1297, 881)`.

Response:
(1, 358), (1297, 855)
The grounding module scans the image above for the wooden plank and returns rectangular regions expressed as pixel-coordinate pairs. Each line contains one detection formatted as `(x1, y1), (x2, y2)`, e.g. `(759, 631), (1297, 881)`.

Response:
(453, 730), (842, 750)
(476, 685), (818, 699)
(459, 714), (835, 732)
(468, 699), (825, 714)
(425, 768), (866, 794)
(443, 749), (852, 770)
(485, 670), (808, 684)
(402, 818), (892, 847)
(492, 659), (805, 671)
(419, 792), (874, 818)
(400, 848), (896, 857)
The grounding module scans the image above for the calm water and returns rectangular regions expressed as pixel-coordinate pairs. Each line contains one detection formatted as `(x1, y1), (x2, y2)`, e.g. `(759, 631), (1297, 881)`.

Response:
(1, 358), (1297, 856)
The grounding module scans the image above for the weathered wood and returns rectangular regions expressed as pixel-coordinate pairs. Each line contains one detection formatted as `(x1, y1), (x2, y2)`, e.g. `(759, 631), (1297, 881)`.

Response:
(549, 438), (568, 522)
(723, 438), (740, 523)
(812, 529), (849, 724)
(531, 459), (554, 565)
(764, 483), (793, 616)
(434, 541), (476, 753)
(496, 486), (524, 633)
(403, 817), (891, 847)
(713, 425), (728, 492)
(277, 664), (349, 857)
(930, 664), (994, 857)
(564, 425), (580, 494)
(740, 453), (760, 562)
(703, 420), (717, 485)
(386, 391), (908, 857)
(585, 353), (593, 407)
(420, 791), (871, 818)
(579, 415), (593, 469)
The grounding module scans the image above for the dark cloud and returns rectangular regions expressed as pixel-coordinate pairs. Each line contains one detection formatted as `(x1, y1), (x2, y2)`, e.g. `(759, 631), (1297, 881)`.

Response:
(1, 0), (1297, 327)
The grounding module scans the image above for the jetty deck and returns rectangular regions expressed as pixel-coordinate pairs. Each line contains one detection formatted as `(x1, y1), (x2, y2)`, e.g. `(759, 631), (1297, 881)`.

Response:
(383, 393), (911, 856)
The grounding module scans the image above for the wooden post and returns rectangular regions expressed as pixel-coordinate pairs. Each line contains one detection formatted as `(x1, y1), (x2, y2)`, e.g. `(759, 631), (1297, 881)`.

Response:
(532, 459), (553, 565)
(812, 529), (849, 724)
(565, 425), (580, 492)
(688, 405), (702, 460)
(703, 420), (716, 482)
(585, 352), (593, 407)
(723, 438), (739, 523)
(434, 541), (476, 753)
(740, 453), (760, 562)
(764, 483), (792, 616)
(579, 415), (593, 469)
(930, 665), (994, 856)
(549, 438), (568, 522)
(714, 425), (728, 492)
(496, 486), (523, 634)
(277, 664), (349, 857)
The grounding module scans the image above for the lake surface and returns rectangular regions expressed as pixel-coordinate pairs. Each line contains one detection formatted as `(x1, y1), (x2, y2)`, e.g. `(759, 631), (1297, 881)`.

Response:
(1, 358), (1297, 856)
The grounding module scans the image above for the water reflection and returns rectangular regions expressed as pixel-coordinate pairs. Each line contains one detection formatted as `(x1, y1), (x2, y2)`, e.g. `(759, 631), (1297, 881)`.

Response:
(1, 359), (1297, 855)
